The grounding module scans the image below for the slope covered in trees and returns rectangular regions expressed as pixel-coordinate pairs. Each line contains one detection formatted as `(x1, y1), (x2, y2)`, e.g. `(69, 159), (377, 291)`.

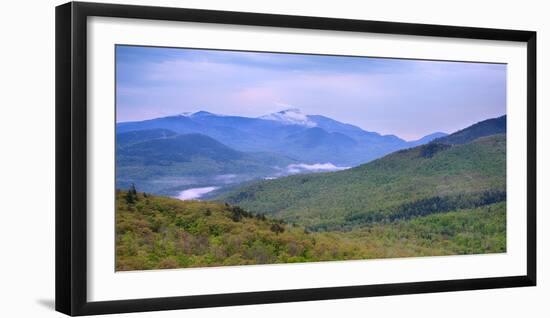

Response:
(116, 191), (506, 270)
(218, 134), (506, 230)
(433, 115), (506, 145)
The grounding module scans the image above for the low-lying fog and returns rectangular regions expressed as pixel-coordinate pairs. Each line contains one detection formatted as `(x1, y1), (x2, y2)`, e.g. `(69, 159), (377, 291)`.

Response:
(176, 186), (219, 200)
(174, 163), (349, 201)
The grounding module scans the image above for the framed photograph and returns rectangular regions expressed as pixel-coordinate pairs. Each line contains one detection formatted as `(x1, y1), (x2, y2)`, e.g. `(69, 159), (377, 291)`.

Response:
(56, 1), (536, 316)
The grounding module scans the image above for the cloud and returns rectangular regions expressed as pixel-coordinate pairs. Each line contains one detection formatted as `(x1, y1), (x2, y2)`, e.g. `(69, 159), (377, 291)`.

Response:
(285, 163), (350, 174)
(175, 187), (219, 200)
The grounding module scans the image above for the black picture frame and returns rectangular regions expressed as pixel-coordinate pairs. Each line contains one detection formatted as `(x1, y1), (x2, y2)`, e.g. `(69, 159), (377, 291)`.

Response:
(55, 1), (537, 316)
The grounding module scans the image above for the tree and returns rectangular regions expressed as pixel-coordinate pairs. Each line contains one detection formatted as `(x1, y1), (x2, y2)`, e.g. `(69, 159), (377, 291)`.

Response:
(125, 183), (138, 205)
(270, 223), (285, 235)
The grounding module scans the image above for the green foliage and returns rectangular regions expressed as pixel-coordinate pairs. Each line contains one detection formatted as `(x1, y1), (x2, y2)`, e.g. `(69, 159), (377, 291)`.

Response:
(348, 202), (507, 257)
(116, 129), (508, 270)
(341, 190), (506, 230)
(420, 143), (451, 158)
(116, 192), (506, 271)
(218, 134), (506, 229)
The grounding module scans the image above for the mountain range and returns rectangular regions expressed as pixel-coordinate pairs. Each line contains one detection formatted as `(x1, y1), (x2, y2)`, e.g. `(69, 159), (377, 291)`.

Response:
(116, 109), (454, 195)
(117, 109), (447, 166)
(116, 109), (505, 202)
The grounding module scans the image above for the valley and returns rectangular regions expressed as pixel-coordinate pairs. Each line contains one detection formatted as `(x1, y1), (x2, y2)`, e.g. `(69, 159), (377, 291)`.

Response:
(116, 113), (507, 270)
(116, 109), (447, 197)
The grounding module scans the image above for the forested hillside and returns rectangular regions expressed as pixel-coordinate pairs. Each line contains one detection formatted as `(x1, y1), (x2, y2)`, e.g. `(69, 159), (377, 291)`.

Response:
(116, 191), (505, 270)
(116, 131), (296, 194)
(434, 115), (506, 145)
(116, 115), (507, 270)
(219, 134), (506, 230)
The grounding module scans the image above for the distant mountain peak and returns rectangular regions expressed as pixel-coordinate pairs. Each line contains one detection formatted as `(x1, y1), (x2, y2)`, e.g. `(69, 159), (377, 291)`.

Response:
(279, 108), (302, 113)
(193, 111), (216, 117)
(179, 110), (219, 117)
(260, 108), (317, 127)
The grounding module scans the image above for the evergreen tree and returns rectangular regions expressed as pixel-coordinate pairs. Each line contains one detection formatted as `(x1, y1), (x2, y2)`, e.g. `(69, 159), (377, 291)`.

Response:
(125, 184), (138, 205)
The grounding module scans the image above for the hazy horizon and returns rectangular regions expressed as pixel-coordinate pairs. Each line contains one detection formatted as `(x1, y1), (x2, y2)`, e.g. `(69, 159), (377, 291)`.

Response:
(116, 108), (506, 142)
(116, 45), (506, 140)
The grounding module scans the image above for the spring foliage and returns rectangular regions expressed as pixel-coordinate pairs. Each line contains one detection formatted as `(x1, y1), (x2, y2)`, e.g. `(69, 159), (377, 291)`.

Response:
(116, 191), (506, 271)
(219, 134), (506, 229)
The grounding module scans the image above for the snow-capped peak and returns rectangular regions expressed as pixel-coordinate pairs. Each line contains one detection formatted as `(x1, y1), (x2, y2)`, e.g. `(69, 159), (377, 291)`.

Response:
(179, 111), (220, 117)
(260, 108), (317, 127)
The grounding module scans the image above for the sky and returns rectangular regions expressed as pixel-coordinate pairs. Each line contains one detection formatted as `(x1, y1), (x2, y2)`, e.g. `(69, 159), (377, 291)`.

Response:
(116, 45), (506, 141)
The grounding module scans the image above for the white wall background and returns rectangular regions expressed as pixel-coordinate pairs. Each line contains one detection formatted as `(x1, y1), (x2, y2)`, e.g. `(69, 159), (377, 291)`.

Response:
(0, 0), (547, 316)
